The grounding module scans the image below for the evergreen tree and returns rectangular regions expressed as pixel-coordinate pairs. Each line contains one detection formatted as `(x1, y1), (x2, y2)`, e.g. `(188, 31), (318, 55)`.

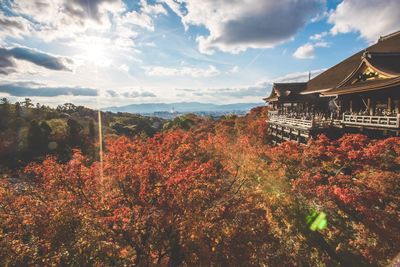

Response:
(15, 102), (21, 117)
(27, 120), (44, 158)
(22, 98), (33, 108)
(0, 98), (10, 130)
(26, 120), (51, 159)
(40, 121), (52, 149)
(67, 118), (83, 148)
(89, 119), (96, 140)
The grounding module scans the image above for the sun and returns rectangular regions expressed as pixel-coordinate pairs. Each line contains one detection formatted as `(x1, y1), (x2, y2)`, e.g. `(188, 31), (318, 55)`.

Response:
(79, 39), (112, 67)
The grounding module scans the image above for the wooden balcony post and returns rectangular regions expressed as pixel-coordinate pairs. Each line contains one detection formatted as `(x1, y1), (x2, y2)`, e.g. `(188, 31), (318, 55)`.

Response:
(371, 100), (375, 115)
(388, 97), (392, 112)
(397, 98), (400, 114)
(367, 98), (372, 115)
(349, 100), (353, 113)
(397, 114), (400, 128)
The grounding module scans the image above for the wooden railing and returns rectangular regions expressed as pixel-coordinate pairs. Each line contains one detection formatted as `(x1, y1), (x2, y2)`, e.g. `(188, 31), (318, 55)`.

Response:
(269, 116), (314, 129)
(342, 114), (400, 128)
(269, 114), (400, 130)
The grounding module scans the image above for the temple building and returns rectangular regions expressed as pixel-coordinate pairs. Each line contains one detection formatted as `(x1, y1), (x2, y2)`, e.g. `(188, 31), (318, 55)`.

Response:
(265, 30), (400, 143)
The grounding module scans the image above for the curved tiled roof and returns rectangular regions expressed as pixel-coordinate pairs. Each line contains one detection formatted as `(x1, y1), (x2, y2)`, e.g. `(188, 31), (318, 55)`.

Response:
(364, 52), (400, 76)
(302, 30), (400, 94)
(264, 82), (307, 102)
(323, 76), (400, 96)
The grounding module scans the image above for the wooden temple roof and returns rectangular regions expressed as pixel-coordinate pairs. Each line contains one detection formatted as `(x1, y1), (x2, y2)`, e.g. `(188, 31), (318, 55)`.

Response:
(322, 51), (400, 96)
(323, 76), (400, 96)
(365, 52), (400, 75)
(301, 30), (400, 95)
(264, 82), (307, 102)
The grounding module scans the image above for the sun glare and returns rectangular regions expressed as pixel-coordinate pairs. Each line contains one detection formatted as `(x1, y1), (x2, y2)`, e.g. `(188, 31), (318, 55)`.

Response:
(80, 41), (111, 67)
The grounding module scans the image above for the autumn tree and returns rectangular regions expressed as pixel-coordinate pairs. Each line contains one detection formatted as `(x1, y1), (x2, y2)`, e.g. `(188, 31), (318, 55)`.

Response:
(1, 105), (399, 266)
(0, 130), (279, 266)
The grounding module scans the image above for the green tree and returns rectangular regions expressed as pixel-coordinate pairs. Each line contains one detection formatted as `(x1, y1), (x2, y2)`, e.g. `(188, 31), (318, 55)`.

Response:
(40, 121), (52, 148)
(89, 119), (96, 140)
(67, 118), (83, 148)
(0, 97), (9, 105)
(0, 98), (10, 130)
(22, 98), (34, 108)
(27, 120), (44, 158)
(15, 102), (21, 117)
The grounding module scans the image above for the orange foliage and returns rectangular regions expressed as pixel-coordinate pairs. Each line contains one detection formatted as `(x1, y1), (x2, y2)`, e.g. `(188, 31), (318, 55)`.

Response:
(1, 106), (399, 266)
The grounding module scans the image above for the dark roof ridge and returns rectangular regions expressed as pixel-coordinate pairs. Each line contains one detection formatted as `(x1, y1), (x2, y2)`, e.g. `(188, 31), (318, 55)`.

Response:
(273, 82), (307, 85)
(363, 51), (400, 57)
(301, 30), (400, 94)
(379, 30), (400, 41)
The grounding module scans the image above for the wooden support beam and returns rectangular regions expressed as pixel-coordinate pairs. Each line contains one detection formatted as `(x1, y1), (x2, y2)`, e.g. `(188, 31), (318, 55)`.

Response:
(398, 99), (400, 114)
(388, 97), (392, 112)
(349, 100), (353, 113)
(372, 100), (376, 116)
(367, 98), (372, 115)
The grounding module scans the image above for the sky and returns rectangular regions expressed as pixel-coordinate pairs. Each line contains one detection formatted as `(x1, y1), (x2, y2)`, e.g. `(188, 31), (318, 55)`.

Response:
(1, 0), (400, 108)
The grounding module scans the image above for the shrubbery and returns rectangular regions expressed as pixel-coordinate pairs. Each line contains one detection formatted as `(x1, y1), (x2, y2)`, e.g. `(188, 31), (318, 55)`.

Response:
(0, 105), (399, 266)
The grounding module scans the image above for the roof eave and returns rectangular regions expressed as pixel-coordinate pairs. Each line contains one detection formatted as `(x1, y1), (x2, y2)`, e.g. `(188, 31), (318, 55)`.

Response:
(263, 97), (279, 102)
(300, 88), (331, 95)
(322, 77), (400, 96)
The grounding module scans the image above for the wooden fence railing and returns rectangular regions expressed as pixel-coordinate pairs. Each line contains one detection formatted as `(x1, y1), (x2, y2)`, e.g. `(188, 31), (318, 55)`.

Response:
(269, 116), (314, 129)
(269, 114), (400, 130)
(342, 114), (400, 128)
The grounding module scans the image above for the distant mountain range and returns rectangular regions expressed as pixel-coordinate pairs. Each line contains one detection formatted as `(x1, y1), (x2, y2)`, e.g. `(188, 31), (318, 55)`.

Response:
(104, 102), (264, 114)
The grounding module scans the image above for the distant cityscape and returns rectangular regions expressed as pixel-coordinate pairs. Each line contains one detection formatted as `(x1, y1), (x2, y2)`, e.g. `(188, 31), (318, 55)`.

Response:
(143, 110), (250, 119)
(105, 102), (263, 119)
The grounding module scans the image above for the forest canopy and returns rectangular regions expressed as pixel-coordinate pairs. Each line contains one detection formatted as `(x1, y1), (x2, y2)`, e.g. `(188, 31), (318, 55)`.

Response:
(0, 100), (399, 266)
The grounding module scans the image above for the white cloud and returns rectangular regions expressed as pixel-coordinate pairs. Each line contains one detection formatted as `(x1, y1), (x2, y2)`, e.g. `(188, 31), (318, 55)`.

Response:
(140, 42), (156, 47)
(310, 31), (327, 41)
(164, 0), (324, 54)
(228, 66), (240, 74)
(140, 0), (167, 16)
(10, 0), (125, 41)
(144, 65), (220, 78)
(0, 12), (31, 41)
(118, 64), (129, 72)
(0, 45), (73, 75)
(293, 43), (315, 59)
(121, 90), (156, 98)
(314, 41), (329, 48)
(4, 0), (166, 47)
(175, 68), (327, 101)
(329, 0), (400, 42)
(273, 69), (326, 83)
(293, 40), (329, 59)
(121, 11), (155, 31)
(0, 0), (170, 78)
(118, 0), (167, 33)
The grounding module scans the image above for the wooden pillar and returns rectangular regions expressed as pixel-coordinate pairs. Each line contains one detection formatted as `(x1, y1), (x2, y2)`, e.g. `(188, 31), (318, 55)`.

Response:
(371, 100), (375, 115)
(349, 100), (353, 113)
(367, 98), (372, 115)
(397, 98), (400, 114)
(388, 97), (392, 112)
